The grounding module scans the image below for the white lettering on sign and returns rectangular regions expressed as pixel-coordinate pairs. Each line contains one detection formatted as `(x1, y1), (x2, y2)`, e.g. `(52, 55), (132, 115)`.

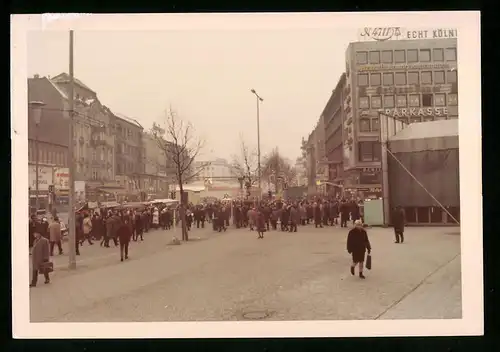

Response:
(384, 107), (449, 118)
(358, 27), (457, 42)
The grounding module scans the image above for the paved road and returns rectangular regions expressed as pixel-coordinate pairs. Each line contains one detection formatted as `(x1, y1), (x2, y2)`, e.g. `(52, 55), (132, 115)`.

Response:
(29, 225), (461, 322)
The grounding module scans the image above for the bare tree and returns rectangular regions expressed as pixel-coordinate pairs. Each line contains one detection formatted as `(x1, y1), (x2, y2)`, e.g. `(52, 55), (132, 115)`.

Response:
(230, 134), (259, 189)
(262, 147), (298, 193)
(151, 107), (209, 241)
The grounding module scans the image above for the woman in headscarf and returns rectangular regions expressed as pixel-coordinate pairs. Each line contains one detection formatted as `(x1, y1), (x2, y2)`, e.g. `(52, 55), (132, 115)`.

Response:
(346, 220), (372, 279)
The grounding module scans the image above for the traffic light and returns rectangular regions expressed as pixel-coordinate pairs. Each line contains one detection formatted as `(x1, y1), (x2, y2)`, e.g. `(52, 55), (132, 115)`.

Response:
(170, 191), (176, 199)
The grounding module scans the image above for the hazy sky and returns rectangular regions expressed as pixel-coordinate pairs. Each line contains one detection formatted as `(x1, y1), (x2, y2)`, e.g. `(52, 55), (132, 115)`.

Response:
(27, 29), (358, 161)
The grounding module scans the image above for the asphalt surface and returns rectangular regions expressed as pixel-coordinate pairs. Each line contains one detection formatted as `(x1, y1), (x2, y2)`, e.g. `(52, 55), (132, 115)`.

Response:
(29, 224), (461, 322)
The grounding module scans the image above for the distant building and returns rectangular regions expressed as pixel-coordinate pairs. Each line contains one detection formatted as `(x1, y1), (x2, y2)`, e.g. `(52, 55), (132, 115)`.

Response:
(142, 131), (169, 198)
(193, 158), (234, 182)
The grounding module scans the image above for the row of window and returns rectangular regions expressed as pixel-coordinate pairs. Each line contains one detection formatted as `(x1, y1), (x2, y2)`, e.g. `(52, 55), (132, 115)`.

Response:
(358, 141), (381, 162)
(28, 143), (67, 166)
(116, 162), (145, 175)
(358, 70), (457, 87)
(359, 93), (458, 109)
(356, 47), (457, 65)
(358, 115), (458, 133)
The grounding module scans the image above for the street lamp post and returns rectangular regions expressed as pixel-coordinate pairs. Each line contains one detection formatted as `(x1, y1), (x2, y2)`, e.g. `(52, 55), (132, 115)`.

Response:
(250, 89), (263, 200)
(29, 101), (45, 212)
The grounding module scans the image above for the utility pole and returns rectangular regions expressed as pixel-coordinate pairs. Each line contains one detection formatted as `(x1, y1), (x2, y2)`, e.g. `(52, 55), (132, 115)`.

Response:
(68, 30), (77, 270)
(250, 89), (263, 200)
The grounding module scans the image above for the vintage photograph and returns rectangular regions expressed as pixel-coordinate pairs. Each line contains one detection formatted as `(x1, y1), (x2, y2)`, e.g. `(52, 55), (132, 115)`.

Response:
(11, 12), (482, 337)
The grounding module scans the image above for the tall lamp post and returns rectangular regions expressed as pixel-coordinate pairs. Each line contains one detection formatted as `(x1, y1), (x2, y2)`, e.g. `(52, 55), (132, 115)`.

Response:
(250, 89), (263, 200)
(29, 101), (46, 212)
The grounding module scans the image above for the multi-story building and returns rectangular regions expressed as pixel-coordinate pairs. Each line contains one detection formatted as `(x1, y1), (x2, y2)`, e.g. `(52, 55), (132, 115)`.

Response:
(343, 38), (458, 199)
(322, 73), (347, 196)
(50, 73), (117, 184)
(27, 75), (70, 208)
(305, 118), (328, 195)
(194, 158), (233, 182)
(142, 131), (169, 198)
(113, 113), (145, 195)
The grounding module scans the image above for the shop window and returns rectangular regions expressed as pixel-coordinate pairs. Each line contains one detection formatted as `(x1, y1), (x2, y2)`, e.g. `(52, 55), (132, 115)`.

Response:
(394, 50), (406, 63)
(383, 72), (394, 86)
(433, 48), (444, 61)
(434, 93), (446, 106)
(359, 96), (369, 109)
(445, 47), (457, 61)
(447, 70), (457, 83)
(408, 71), (419, 85)
(422, 94), (433, 107)
(371, 118), (380, 131)
(420, 49), (431, 62)
(396, 95), (407, 107)
(407, 49), (418, 63)
(417, 207), (430, 223)
(370, 73), (381, 86)
(369, 51), (380, 64)
(358, 73), (369, 86)
(359, 118), (371, 132)
(409, 94), (420, 107)
(356, 51), (368, 65)
(371, 96), (382, 109)
(384, 95), (395, 108)
(381, 50), (393, 63)
(434, 71), (445, 84)
(447, 93), (458, 106)
(430, 207), (443, 223)
(421, 71), (432, 85)
(395, 72), (407, 85)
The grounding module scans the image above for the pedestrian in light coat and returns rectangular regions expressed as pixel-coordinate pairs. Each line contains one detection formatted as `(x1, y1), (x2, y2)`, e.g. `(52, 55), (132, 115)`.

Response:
(48, 217), (63, 256)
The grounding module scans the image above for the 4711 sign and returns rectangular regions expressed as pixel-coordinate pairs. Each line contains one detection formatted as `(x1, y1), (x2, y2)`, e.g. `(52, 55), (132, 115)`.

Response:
(359, 27), (457, 41)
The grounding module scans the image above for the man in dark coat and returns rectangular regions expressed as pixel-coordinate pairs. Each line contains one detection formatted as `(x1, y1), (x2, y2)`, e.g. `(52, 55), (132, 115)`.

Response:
(289, 205), (299, 233)
(30, 231), (50, 287)
(117, 219), (132, 262)
(314, 202), (323, 228)
(346, 220), (371, 279)
(392, 206), (406, 243)
(340, 200), (350, 228)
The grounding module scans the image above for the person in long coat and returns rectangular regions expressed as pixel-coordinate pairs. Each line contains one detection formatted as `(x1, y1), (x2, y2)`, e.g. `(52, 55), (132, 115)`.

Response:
(256, 208), (267, 239)
(30, 231), (50, 287)
(314, 202), (323, 228)
(48, 217), (63, 256)
(340, 200), (350, 228)
(248, 208), (256, 231)
(117, 219), (132, 262)
(392, 205), (406, 243)
(289, 205), (299, 233)
(346, 220), (372, 279)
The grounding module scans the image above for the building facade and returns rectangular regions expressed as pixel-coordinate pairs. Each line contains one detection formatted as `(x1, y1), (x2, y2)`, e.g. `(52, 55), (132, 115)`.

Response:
(113, 113), (145, 195)
(322, 73), (347, 196)
(28, 76), (70, 208)
(343, 38), (458, 199)
(194, 158), (233, 182)
(142, 131), (169, 198)
(305, 118), (328, 195)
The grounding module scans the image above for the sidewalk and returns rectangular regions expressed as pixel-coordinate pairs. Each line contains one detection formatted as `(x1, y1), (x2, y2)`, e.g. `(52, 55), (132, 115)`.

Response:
(29, 225), (461, 322)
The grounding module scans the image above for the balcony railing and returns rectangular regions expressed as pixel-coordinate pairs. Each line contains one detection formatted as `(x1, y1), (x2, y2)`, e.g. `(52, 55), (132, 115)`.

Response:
(91, 125), (106, 134)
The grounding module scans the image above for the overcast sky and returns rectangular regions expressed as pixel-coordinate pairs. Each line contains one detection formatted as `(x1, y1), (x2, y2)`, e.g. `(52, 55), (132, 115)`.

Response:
(27, 28), (358, 161)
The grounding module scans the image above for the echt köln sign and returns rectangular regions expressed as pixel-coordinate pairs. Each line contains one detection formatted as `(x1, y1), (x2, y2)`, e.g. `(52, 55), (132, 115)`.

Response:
(383, 107), (449, 118)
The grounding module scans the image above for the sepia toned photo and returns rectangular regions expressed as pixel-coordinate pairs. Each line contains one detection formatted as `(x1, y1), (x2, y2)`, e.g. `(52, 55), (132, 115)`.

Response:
(11, 12), (482, 338)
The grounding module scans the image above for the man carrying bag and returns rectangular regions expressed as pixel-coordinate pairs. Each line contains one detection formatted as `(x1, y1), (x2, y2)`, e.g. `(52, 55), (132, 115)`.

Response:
(30, 231), (52, 287)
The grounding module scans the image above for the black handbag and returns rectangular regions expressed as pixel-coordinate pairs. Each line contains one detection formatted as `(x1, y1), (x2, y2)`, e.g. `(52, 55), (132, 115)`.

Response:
(366, 254), (372, 270)
(40, 261), (54, 273)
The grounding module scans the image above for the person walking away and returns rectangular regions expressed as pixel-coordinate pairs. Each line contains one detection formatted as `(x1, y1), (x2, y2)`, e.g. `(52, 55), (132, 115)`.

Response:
(346, 220), (372, 279)
(29, 215), (38, 252)
(289, 205), (299, 232)
(256, 208), (266, 239)
(134, 211), (144, 241)
(40, 218), (50, 240)
(323, 202), (330, 226)
(330, 201), (339, 226)
(392, 205), (406, 243)
(281, 206), (290, 231)
(48, 216), (63, 256)
(350, 201), (360, 225)
(81, 213), (94, 245)
(314, 202), (323, 228)
(340, 200), (349, 228)
(270, 207), (278, 230)
(30, 231), (51, 287)
(248, 208), (256, 231)
(117, 218), (132, 262)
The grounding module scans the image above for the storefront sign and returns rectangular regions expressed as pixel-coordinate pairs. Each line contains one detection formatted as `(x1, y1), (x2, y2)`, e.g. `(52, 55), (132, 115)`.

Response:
(358, 27), (457, 42)
(53, 167), (69, 191)
(383, 107), (449, 118)
(28, 165), (53, 191)
(358, 63), (454, 72)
